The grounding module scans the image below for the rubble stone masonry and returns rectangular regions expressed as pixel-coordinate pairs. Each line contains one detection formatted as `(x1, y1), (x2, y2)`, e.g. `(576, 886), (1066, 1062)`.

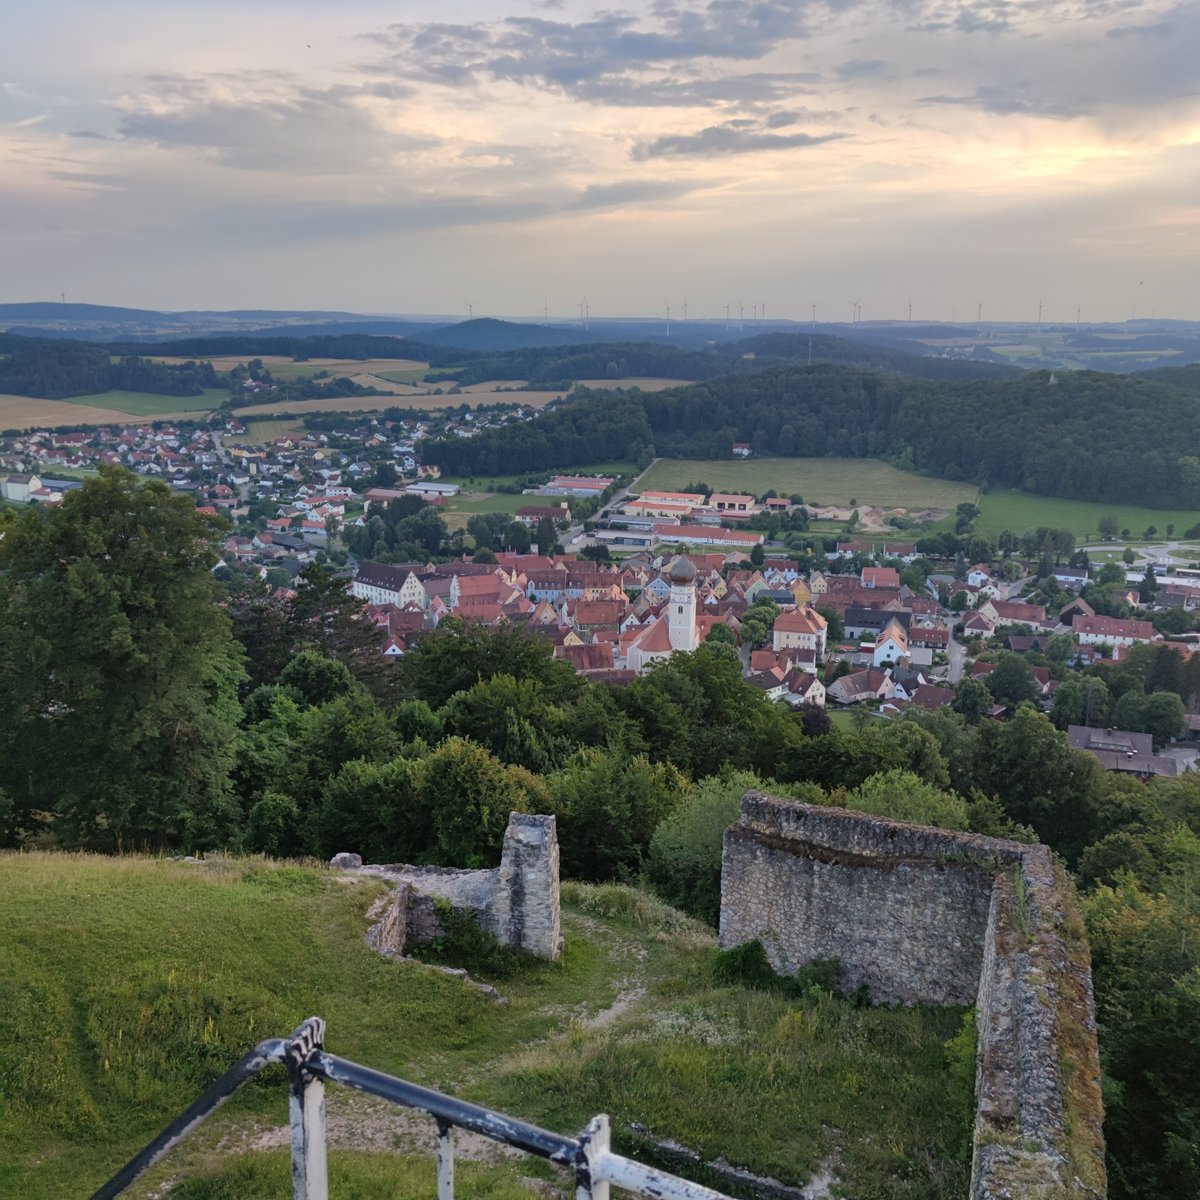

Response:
(334, 812), (562, 961)
(720, 793), (1106, 1199)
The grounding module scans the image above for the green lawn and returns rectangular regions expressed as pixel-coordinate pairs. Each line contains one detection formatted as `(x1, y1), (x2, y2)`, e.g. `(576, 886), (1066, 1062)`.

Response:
(0, 857), (973, 1200)
(638, 458), (978, 510)
(54, 388), (228, 416)
(974, 488), (1200, 541)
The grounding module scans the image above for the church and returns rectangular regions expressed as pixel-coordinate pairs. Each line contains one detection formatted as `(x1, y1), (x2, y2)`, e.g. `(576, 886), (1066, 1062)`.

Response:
(624, 556), (736, 674)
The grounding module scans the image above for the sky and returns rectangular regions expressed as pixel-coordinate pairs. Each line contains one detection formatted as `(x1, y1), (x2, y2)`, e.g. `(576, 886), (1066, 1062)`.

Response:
(2, 0), (1198, 321)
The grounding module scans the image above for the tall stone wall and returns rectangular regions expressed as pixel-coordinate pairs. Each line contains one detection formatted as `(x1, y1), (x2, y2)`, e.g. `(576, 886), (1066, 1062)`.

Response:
(720, 793), (1106, 1199)
(335, 812), (563, 961)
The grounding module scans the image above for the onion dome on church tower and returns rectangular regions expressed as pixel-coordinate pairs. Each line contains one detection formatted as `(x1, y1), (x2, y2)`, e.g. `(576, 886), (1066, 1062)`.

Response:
(668, 555), (697, 585)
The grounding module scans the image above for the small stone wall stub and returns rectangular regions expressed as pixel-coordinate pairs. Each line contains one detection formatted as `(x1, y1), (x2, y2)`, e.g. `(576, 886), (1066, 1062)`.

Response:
(333, 812), (562, 961)
(719, 793), (1106, 1200)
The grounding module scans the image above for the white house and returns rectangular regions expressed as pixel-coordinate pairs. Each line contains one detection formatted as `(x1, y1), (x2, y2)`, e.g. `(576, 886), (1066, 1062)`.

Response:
(0, 473), (41, 503)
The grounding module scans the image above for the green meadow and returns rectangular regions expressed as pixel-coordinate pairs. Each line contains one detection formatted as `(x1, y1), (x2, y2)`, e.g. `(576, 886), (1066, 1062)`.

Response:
(974, 488), (1200, 541)
(0, 856), (974, 1200)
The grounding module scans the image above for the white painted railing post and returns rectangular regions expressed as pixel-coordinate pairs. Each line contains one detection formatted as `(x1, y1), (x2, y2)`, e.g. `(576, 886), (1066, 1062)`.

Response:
(437, 1120), (456, 1200)
(575, 1114), (611, 1200)
(285, 1018), (329, 1200)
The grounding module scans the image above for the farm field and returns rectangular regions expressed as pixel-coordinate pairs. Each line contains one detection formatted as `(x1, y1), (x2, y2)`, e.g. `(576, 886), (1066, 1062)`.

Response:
(240, 419), (304, 445)
(234, 387), (567, 418)
(0, 391), (218, 430)
(152, 356), (429, 380)
(575, 377), (689, 392)
(0, 856), (973, 1200)
(973, 488), (1200, 541)
(638, 457), (978, 510)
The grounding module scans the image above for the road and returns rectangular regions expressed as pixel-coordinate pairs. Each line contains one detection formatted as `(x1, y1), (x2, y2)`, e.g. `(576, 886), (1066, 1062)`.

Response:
(947, 631), (967, 684)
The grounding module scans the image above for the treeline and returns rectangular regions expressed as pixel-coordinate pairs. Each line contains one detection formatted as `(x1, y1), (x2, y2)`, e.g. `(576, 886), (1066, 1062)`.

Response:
(0, 335), (219, 399)
(425, 362), (1200, 508)
(110, 332), (468, 369)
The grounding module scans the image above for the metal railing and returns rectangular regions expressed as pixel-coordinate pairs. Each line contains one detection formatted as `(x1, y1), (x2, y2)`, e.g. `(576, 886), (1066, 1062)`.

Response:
(91, 1017), (736, 1200)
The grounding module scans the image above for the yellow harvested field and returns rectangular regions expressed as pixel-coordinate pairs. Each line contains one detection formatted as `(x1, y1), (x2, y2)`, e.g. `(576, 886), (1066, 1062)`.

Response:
(350, 374), (429, 394)
(0, 395), (207, 428)
(234, 388), (566, 416)
(459, 379), (533, 393)
(576, 377), (689, 391)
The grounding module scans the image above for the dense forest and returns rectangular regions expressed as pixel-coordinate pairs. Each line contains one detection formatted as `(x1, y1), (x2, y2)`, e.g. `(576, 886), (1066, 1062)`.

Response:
(424, 363), (1200, 508)
(0, 334), (220, 399)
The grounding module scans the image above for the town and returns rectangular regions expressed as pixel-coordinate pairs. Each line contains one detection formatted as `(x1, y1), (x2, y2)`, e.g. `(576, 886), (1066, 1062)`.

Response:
(5, 410), (1197, 784)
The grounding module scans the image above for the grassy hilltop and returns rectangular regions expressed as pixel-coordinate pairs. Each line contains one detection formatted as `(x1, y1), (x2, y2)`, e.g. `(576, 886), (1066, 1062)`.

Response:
(0, 854), (974, 1200)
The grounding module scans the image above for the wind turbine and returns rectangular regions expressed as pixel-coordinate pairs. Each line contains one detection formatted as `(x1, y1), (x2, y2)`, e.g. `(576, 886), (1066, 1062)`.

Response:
(544, 299), (549, 327)
(976, 302), (982, 334)
(1076, 304), (1081, 333)
(738, 299), (744, 331)
(724, 302), (730, 330)
(907, 300), (913, 323)
(810, 302), (817, 330)
(761, 302), (766, 324)
(848, 300), (856, 324)
(1037, 299), (1043, 330)
(466, 301), (473, 320)
(682, 298), (688, 322)
(665, 300), (671, 338)
(584, 298), (590, 331)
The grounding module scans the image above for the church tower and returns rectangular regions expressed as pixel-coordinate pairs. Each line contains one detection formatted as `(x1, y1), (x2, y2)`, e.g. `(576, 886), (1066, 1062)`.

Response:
(667, 556), (698, 652)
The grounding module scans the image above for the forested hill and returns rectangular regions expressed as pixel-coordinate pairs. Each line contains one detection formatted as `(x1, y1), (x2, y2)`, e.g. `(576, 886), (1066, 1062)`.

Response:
(425, 331), (1019, 388)
(0, 334), (219, 399)
(423, 365), (1200, 509)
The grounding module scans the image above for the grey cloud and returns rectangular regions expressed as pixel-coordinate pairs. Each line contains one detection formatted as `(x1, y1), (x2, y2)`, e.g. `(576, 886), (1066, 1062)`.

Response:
(836, 59), (888, 80)
(1107, 21), (1174, 38)
(633, 121), (848, 159)
(370, 2), (815, 104)
(572, 179), (701, 208)
(918, 85), (1087, 119)
(114, 77), (430, 173)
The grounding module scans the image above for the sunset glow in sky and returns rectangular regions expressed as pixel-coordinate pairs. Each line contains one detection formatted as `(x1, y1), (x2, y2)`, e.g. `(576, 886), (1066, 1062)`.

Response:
(3, 0), (1198, 320)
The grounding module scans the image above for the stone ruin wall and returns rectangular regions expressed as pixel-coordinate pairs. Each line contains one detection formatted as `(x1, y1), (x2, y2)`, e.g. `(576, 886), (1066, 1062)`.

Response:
(720, 792), (1107, 1200)
(333, 812), (562, 961)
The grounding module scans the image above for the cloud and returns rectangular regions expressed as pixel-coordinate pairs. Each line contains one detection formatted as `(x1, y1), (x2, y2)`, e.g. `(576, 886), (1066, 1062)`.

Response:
(112, 75), (429, 173)
(918, 85), (1088, 120)
(633, 120), (848, 159)
(836, 59), (888, 81)
(368, 1), (817, 105)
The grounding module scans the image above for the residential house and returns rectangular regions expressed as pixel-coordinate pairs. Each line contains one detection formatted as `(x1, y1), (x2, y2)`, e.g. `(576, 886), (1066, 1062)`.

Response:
(1072, 615), (1158, 648)
(826, 668), (895, 706)
(772, 607), (829, 662)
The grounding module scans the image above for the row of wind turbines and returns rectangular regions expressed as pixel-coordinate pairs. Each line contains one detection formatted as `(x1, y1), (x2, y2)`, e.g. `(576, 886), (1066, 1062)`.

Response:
(461, 298), (1092, 333)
